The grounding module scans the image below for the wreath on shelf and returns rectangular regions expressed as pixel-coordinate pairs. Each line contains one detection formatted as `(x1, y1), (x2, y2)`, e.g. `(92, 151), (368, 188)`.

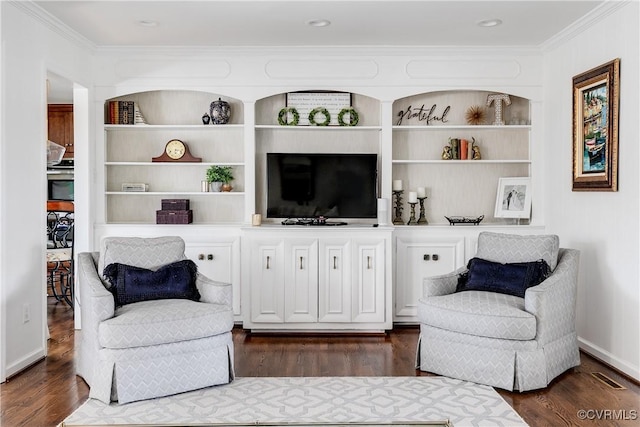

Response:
(308, 107), (331, 126)
(337, 107), (359, 126)
(278, 107), (300, 126)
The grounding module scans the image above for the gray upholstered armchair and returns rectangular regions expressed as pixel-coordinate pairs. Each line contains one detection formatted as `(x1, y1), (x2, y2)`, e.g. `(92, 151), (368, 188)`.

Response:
(76, 236), (235, 404)
(416, 232), (580, 391)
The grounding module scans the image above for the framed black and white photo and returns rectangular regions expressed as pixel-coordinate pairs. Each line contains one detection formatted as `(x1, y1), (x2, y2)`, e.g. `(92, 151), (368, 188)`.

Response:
(494, 177), (532, 219)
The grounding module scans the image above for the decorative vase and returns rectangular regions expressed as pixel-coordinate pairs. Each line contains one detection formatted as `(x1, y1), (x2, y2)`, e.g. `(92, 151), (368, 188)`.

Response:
(202, 113), (211, 125)
(221, 183), (233, 192)
(209, 182), (223, 192)
(209, 98), (230, 125)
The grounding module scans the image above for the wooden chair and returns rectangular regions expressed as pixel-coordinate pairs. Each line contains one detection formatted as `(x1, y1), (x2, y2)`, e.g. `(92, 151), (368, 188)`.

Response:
(46, 200), (74, 308)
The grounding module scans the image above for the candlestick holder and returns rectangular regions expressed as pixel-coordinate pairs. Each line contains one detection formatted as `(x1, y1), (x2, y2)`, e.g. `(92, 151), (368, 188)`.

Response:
(407, 202), (418, 225)
(392, 190), (404, 225)
(417, 196), (428, 225)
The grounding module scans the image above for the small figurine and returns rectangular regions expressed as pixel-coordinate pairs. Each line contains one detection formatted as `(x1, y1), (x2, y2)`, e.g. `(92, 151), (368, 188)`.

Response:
(442, 145), (453, 160)
(472, 139), (482, 160)
(202, 113), (211, 125)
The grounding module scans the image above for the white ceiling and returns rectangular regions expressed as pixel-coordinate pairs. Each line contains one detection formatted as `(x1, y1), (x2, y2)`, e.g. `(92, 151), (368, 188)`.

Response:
(34, 0), (605, 48)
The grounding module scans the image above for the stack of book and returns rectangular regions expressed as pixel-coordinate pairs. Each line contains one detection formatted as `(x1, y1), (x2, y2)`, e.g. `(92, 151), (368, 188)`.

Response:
(106, 101), (135, 124)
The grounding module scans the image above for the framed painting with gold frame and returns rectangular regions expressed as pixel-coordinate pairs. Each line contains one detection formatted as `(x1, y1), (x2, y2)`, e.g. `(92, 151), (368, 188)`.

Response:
(572, 58), (620, 191)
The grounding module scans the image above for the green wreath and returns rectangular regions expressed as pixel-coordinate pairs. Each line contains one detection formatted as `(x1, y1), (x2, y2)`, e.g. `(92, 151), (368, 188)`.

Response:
(338, 107), (359, 126)
(308, 107), (331, 126)
(278, 107), (299, 126)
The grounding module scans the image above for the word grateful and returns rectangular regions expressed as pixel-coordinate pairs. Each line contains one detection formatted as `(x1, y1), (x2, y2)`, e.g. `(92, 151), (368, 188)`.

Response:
(396, 104), (450, 125)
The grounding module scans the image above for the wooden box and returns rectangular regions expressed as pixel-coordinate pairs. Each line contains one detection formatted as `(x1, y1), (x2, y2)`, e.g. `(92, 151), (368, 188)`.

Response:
(156, 210), (193, 224)
(161, 199), (190, 210)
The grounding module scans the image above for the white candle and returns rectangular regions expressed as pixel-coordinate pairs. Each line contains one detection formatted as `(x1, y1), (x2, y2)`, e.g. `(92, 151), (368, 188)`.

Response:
(417, 187), (426, 198)
(393, 180), (403, 191)
(408, 191), (418, 203)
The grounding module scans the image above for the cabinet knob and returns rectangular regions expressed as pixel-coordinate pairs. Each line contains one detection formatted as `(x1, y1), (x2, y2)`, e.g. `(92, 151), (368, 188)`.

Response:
(198, 254), (205, 260)
(207, 254), (214, 261)
(432, 254), (439, 261)
(423, 254), (430, 261)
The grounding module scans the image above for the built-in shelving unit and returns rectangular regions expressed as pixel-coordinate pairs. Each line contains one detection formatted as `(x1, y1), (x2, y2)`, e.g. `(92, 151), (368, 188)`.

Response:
(392, 90), (531, 225)
(103, 90), (245, 224)
(253, 92), (382, 221)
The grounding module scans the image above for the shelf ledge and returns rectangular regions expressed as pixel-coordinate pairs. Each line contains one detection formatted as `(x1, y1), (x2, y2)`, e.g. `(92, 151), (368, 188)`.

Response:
(392, 160), (530, 164)
(104, 124), (244, 130)
(392, 125), (530, 130)
(105, 162), (245, 166)
(106, 191), (245, 195)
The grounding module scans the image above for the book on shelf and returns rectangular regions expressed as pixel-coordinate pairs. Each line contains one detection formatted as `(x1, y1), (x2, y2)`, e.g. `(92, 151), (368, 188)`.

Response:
(106, 101), (135, 124)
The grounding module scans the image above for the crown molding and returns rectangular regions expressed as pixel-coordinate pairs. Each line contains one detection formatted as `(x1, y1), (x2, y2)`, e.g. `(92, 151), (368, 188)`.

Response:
(10, 1), (96, 51)
(541, 0), (631, 52)
(93, 44), (542, 58)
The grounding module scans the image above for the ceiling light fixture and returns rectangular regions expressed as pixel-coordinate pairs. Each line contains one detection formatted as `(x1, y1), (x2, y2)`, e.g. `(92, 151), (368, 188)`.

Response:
(306, 19), (331, 28)
(138, 20), (158, 27)
(477, 18), (502, 28)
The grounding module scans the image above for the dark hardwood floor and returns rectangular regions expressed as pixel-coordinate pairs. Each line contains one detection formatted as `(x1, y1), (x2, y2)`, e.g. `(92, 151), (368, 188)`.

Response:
(1, 298), (638, 426)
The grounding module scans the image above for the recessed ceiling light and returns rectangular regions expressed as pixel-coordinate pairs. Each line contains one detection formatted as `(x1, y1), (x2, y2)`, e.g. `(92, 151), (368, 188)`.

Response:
(477, 18), (502, 28)
(306, 19), (331, 28)
(138, 20), (158, 27)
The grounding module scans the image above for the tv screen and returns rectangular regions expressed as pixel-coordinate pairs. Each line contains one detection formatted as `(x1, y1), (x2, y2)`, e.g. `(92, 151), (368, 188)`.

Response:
(267, 153), (377, 219)
(48, 179), (74, 201)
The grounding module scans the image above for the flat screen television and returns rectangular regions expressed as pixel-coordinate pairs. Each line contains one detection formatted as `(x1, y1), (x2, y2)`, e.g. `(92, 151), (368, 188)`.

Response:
(267, 153), (378, 219)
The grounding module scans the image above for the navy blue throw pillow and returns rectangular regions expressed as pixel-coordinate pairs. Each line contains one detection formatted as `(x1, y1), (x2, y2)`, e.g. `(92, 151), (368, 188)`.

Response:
(103, 259), (200, 307)
(456, 257), (550, 298)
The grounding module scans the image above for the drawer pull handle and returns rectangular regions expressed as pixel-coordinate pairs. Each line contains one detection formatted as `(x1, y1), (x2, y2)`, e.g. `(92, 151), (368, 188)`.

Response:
(300, 256), (304, 270)
(367, 256), (372, 269)
(266, 256), (270, 270)
(333, 256), (337, 270)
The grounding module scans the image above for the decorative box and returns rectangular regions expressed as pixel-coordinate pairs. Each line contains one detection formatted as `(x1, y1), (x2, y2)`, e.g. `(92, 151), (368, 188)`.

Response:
(161, 199), (190, 210)
(156, 210), (193, 224)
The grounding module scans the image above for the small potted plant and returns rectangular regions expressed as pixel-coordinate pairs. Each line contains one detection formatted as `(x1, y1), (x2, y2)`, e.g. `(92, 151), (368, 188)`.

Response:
(206, 165), (234, 192)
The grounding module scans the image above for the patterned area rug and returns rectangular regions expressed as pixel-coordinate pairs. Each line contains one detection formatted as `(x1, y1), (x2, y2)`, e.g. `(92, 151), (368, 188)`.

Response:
(61, 376), (528, 427)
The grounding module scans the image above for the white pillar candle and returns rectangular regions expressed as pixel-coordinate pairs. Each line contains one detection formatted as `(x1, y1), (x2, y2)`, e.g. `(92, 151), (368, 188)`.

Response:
(408, 191), (418, 203)
(417, 187), (426, 198)
(392, 180), (403, 191)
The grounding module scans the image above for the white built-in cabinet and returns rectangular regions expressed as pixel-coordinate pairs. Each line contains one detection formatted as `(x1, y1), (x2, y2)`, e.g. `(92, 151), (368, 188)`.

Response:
(244, 227), (392, 332)
(94, 87), (541, 330)
(184, 240), (241, 317)
(393, 232), (465, 323)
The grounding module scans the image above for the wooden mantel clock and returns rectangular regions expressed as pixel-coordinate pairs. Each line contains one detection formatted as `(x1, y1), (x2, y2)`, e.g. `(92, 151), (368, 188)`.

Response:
(152, 139), (202, 162)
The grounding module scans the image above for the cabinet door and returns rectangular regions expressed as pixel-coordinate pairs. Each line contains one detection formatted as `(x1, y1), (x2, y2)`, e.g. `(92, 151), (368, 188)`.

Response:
(318, 239), (351, 323)
(352, 239), (385, 323)
(185, 240), (240, 317)
(284, 239), (318, 323)
(48, 104), (74, 158)
(395, 237), (464, 322)
(250, 239), (285, 323)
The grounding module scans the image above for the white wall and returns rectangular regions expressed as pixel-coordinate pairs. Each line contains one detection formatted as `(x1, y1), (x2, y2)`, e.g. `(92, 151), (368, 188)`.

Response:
(0, 2), (92, 380)
(543, 1), (639, 380)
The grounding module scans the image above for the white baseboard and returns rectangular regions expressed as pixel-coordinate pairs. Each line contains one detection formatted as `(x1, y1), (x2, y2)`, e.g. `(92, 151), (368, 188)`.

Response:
(5, 349), (45, 379)
(579, 337), (640, 381)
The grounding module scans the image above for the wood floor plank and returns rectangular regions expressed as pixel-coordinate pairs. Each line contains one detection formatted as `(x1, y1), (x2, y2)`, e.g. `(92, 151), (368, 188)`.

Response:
(1, 298), (638, 426)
